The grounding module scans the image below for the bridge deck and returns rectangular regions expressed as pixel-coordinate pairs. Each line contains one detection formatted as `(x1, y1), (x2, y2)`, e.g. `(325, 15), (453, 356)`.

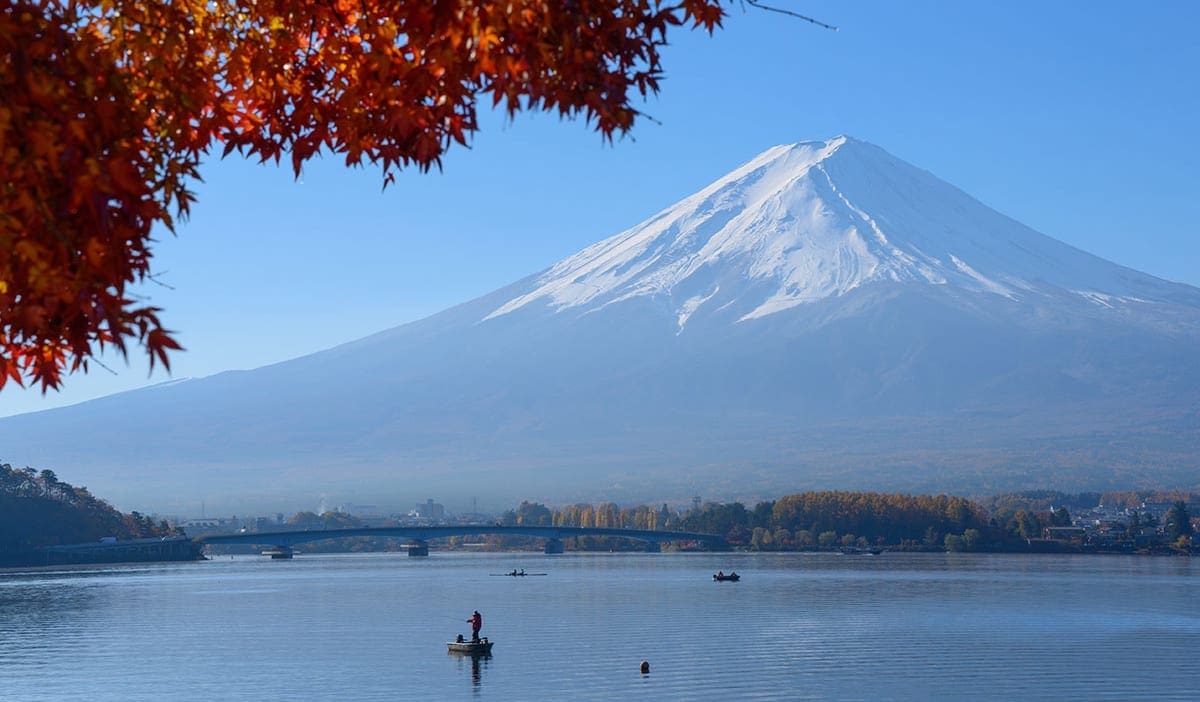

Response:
(197, 524), (721, 547)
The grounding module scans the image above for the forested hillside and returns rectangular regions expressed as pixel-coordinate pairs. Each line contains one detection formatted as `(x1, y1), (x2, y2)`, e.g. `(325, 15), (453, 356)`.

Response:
(0, 462), (175, 557)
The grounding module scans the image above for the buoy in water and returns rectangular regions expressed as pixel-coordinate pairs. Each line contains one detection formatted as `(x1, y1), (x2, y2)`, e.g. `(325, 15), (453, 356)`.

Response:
(640, 660), (650, 675)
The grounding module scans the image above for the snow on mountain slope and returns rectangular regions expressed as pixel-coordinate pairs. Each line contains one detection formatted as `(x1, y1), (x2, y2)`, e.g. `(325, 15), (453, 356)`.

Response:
(487, 137), (1198, 330)
(1, 136), (1198, 513)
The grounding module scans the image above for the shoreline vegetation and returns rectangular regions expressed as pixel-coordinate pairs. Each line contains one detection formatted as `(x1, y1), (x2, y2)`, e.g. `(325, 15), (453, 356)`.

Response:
(205, 490), (1196, 558)
(475, 491), (1195, 557)
(0, 462), (184, 567)
(2, 460), (1195, 562)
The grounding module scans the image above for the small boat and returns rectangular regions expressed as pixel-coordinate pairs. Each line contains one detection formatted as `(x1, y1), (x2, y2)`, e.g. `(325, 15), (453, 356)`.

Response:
(839, 546), (883, 555)
(712, 572), (740, 582)
(489, 571), (547, 576)
(447, 637), (494, 655)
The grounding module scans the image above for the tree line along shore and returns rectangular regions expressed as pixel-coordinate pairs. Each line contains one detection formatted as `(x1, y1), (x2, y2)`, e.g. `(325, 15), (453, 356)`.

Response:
(2, 460), (1195, 559)
(498, 491), (1196, 555)
(0, 462), (180, 565)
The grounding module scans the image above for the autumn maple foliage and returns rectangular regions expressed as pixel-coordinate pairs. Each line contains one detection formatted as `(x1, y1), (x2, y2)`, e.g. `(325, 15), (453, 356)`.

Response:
(0, 0), (725, 391)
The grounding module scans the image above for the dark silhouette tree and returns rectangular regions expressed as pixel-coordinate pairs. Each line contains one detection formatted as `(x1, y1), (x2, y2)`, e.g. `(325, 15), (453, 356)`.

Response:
(1165, 501), (1194, 542)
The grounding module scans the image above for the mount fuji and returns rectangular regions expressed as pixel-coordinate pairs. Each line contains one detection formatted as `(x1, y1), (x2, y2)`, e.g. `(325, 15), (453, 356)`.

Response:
(3, 137), (1199, 512)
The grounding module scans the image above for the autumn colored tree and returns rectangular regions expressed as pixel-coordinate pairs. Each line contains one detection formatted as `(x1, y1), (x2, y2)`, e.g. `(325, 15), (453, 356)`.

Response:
(1, 0), (727, 391)
(0, 461), (175, 556)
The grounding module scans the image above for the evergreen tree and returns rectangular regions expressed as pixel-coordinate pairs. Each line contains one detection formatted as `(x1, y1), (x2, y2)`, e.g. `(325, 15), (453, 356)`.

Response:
(1165, 501), (1194, 541)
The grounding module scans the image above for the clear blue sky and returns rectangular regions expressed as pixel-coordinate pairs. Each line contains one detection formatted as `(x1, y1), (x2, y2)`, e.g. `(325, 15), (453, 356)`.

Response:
(3, 0), (1198, 417)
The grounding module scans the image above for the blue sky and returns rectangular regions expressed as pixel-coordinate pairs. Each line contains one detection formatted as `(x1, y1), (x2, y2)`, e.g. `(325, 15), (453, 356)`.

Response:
(2, 0), (1198, 417)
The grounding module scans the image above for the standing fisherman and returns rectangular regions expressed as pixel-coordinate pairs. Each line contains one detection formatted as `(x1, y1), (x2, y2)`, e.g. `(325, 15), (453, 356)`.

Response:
(467, 610), (482, 642)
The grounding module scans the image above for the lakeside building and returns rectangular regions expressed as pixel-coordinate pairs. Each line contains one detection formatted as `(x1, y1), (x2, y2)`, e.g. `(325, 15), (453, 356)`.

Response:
(1044, 526), (1086, 542)
(1141, 502), (1200, 521)
(412, 499), (445, 520)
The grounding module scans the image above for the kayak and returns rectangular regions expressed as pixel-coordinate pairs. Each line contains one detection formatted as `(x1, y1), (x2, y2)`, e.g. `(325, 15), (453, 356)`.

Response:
(489, 572), (547, 576)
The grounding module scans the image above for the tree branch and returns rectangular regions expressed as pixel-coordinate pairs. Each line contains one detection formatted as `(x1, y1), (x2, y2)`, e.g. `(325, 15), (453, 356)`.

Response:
(744, 1), (838, 31)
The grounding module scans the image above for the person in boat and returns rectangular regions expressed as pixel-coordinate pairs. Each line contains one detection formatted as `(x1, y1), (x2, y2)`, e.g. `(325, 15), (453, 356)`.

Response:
(467, 610), (483, 642)
(717, 570), (724, 578)
(518, 568), (525, 576)
(509, 569), (518, 576)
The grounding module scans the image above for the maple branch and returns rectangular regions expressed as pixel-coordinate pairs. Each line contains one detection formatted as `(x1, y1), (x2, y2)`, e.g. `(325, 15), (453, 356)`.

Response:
(743, 1), (838, 31)
(2, 0), (733, 392)
(145, 272), (176, 291)
(89, 356), (119, 377)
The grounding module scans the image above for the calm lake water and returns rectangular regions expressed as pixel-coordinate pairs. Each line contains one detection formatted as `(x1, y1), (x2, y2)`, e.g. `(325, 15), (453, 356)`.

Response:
(1, 551), (1197, 700)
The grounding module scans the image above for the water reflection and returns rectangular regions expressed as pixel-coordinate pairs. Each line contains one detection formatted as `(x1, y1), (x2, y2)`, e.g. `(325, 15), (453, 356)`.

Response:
(0, 580), (102, 673)
(0, 576), (103, 622)
(448, 650), (491, 693)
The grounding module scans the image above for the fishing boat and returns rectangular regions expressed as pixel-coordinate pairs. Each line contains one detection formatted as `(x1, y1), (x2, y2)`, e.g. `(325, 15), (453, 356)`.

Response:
(712, 572), (740, 582)
(447, 637), (494, 655)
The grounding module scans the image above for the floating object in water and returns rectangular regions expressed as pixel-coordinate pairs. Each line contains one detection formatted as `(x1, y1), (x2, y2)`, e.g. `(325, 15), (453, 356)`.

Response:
(839, 546), (883, 555)
(447, 637), (494, 655)
(640, 660), (650, 675)
(713, 572), (740, 582)
(489, 572), (547, 576)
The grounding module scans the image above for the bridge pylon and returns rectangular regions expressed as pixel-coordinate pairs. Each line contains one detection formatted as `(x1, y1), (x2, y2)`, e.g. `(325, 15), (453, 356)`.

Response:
(407, 540), (429, 557)
(544, 538), (564, 555)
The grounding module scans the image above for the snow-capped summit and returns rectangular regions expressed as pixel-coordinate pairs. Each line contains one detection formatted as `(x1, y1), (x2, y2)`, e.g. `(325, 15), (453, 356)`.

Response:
(488, 137), (1197, 330)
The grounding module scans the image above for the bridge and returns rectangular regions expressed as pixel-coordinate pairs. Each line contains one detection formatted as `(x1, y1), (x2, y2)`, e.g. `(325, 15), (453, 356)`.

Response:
(196, 524), (723, 558)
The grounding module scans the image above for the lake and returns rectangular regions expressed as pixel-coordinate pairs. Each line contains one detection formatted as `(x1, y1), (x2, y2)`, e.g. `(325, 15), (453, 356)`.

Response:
(1, 552), (1197, 700)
